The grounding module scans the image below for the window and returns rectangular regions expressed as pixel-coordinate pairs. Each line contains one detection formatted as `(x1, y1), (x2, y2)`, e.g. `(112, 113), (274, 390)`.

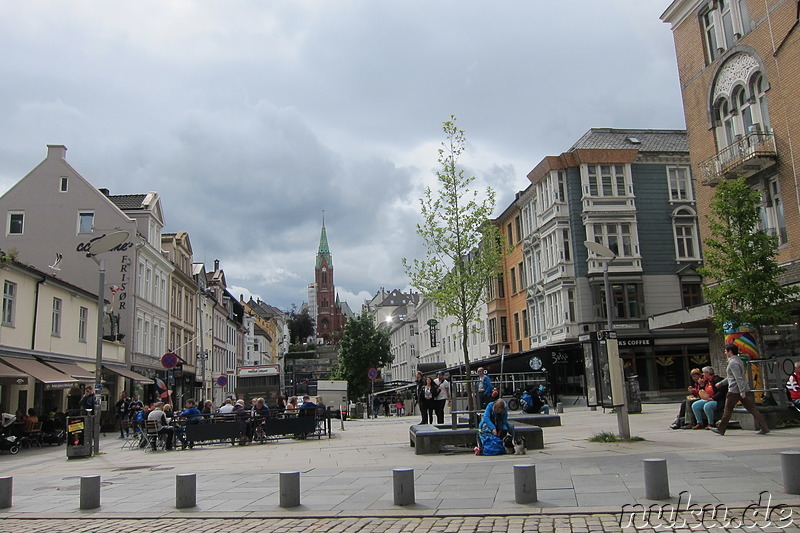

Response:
(510, 267), (517, 294)
(586, 165), (626, 197)
(682, 283), (703, 307)
(757, 178), (787, 245)
(60, 177), (68, 192)
(79, 306), (88, 342)
(2, 281), (16, 326)
(500, 316), (508, 344)
(522, 309), (529, 338)
(672, 207), (700, 259)
(668, 167), (692, 201)
(7, 212), (24, 235)
(518, 261), (526, 290)
(592, 222), (634, 257)
(514, 216), (522, 244)
(488, 318), (498, 345)
(600, 283), (642, 320)
(507, 223), (513, 246)
(51, 297), (62, 336)
(702, 0), (749, 63)
(78, 212), (94, 234)
(497, 273), (505, 298)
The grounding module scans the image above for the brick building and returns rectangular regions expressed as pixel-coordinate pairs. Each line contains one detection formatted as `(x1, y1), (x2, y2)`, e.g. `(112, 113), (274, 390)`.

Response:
(661, 0), (800, 369)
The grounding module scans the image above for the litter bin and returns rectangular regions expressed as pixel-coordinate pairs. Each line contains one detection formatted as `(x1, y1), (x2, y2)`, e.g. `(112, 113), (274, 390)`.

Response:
(66, 415), (94, 458)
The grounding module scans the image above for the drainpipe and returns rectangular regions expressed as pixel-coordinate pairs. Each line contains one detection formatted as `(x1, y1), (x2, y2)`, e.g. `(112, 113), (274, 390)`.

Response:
(31, 277), (45, 350)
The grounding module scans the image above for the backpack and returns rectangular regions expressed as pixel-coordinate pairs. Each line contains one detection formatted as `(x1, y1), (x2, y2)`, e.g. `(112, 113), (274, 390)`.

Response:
(479, 430), (505, 456)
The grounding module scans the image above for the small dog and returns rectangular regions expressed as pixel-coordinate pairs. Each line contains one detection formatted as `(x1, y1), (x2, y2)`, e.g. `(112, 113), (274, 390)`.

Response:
(503, 435), (526, 455)
(513, 436), (527, 455)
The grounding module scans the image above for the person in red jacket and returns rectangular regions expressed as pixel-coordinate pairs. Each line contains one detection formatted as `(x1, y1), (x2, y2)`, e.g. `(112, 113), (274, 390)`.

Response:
(788, 361), (800, 409)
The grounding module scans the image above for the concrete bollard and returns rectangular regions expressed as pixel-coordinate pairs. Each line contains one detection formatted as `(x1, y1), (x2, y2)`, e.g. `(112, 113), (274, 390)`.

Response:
(279, 471), (301, 508)
(513, 464), (537, 503)
(556, 402), (564, 414)
(176, 473), (197, 508)
(781, 451), (800, 494)
(0, 476), (11, 509)
(80, 475), (101, 510)
(393, 468), (415, 506)
(643, 458), (670, 500)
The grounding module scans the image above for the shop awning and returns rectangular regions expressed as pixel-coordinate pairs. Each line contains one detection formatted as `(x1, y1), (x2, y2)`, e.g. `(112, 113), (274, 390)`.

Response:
(44, 361), (95, 383)
(103, 365), (152, 384)
(0, 356), (77, 390)
(0, 360), (28, 385)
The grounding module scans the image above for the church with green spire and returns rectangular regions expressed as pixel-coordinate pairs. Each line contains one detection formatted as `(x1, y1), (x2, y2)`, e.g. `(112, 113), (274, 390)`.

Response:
(315, 218), (347, 344)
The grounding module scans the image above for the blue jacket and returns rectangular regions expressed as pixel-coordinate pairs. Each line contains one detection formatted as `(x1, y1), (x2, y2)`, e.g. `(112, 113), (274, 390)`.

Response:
(479, 374), (493, 398)
(480, 401), (509, 432)
(179, 406), (202, 423)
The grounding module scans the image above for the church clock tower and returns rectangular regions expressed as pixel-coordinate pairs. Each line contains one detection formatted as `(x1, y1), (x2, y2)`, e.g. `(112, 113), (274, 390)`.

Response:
(315, 219), (346, 344)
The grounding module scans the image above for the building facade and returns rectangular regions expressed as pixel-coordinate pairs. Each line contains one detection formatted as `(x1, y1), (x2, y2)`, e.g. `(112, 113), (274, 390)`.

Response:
(661, 0), (800, 372)
(493, 129), (708, 396)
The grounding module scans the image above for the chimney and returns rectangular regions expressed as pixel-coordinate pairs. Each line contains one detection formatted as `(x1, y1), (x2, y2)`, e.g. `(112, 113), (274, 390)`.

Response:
(46, 145), (67, 160)
(214, 259), (220, 271)
(99, 188), (110, 196)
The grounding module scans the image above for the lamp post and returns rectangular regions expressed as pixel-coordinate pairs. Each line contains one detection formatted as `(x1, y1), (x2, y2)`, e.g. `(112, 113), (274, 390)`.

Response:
(86, 231), (129, 455)
(584, 240), (631, 439)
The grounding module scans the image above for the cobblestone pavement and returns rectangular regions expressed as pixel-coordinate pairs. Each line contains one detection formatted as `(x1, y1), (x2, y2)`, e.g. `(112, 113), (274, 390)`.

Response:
(0, 513), (797, 533)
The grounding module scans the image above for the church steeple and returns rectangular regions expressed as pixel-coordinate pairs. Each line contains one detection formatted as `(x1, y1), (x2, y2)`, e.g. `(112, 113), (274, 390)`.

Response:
(316, 215), (332, 268)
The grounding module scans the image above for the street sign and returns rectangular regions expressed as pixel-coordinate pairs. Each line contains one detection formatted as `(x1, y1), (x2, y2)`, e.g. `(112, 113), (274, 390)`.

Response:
(217, 376), (228, 387)
(367, 367), (378, 380)
(161, 352), (179, 369)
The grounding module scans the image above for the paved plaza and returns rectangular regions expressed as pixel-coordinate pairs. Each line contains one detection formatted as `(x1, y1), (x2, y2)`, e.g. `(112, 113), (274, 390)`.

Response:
(0, 403), (798, 532)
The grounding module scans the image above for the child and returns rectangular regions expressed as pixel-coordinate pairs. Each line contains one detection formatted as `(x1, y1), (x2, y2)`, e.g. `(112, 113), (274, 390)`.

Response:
(395, 398), (405, 416)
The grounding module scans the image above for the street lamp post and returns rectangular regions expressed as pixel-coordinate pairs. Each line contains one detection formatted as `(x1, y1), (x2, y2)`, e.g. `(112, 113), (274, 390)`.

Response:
(584, 240), (631, 440)
(86, 231), (129, 455)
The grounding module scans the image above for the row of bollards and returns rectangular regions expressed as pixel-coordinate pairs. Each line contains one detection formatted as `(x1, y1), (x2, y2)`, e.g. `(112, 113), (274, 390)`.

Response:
(0, 452), (798, 510)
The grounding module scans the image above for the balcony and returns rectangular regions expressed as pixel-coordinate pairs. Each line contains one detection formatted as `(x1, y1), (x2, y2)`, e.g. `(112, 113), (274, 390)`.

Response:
(699, 131), (777, 186)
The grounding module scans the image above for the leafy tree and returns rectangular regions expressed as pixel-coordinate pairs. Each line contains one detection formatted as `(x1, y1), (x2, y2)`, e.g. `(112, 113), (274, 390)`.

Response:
(402, 115), (504, 411)
(697, 177), (799, 332)
(287, 307), (315, 344)
(333, 311), (392, 400)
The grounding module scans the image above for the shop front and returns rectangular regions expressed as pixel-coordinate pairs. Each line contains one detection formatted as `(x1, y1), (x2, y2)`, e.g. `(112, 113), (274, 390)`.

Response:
(616, 336), (710, 395)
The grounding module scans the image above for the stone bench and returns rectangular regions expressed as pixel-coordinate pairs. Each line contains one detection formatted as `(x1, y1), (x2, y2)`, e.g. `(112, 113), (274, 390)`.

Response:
(731, 405), (800, 430)
(507, 413), (561, 427)
(409, 423), (544, 455)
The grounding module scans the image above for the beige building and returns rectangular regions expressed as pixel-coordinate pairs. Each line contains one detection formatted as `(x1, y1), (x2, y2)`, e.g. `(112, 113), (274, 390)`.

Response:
(0, 256), (128, 417)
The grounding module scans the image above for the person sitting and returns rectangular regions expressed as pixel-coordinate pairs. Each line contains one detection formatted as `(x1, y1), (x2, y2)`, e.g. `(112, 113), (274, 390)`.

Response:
(175, 398), (202, 449)
(24, 408), (39, 432)
(147, 402), (174, 450)
(217, 398), (234, 414)
(477, 397), (514, 455)
(299, 395), (317, 414)
(670, 368), (703, 429)
(690, 366), (726, 429)
(787, 361), (800, 410)
(521, 387), (550, 414)
(285, 396), (299, 413)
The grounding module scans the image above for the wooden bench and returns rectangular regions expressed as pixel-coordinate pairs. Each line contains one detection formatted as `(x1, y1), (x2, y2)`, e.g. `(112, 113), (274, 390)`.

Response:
(409, 423), (544, 455)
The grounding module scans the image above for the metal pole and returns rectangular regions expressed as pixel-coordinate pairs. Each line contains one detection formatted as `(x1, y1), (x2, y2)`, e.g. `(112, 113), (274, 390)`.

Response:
(604, 262), (630, 440)
(93, 257), (106, 455)
(197, 291), (205, 402)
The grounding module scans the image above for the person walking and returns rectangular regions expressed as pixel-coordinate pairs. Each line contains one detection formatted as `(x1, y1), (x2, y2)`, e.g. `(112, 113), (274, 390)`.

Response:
(477, 368), (493, 409)
(433, 371), (450, 424)
(712, 344), (770, 435)
(115, 391), (131, 438)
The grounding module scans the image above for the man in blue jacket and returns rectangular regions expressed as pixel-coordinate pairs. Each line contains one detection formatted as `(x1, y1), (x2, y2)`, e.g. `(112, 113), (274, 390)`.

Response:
(477, 368), (493, 408)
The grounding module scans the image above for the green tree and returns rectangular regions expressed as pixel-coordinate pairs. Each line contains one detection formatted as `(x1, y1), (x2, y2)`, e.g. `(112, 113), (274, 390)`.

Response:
(287, 306), (315, 345)
(402, 115), (504, 411)
(333, 312), (392, 400)
(697, 177), (799, 332)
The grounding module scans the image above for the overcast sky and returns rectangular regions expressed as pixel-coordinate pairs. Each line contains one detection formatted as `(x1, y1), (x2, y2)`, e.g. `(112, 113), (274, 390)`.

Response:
(0, 1), (685, 313)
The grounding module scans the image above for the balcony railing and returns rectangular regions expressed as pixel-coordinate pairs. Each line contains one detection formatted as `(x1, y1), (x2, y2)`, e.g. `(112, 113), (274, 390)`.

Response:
(699, 131), (777, 185)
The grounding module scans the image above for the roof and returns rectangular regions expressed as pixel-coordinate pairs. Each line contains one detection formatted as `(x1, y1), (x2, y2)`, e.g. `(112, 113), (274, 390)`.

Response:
(568, 128), (688, 153)
(108, 194), (148, 210)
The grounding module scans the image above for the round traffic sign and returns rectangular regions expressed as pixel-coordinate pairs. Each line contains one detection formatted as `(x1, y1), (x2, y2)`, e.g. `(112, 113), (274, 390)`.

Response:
(161, 352), (179, 369)
(367, 367), (378, 380)
(217, 375), (228, 387)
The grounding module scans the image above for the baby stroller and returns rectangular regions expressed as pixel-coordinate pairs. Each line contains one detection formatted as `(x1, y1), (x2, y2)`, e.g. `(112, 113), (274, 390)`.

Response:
(0, 413), (21, 454)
